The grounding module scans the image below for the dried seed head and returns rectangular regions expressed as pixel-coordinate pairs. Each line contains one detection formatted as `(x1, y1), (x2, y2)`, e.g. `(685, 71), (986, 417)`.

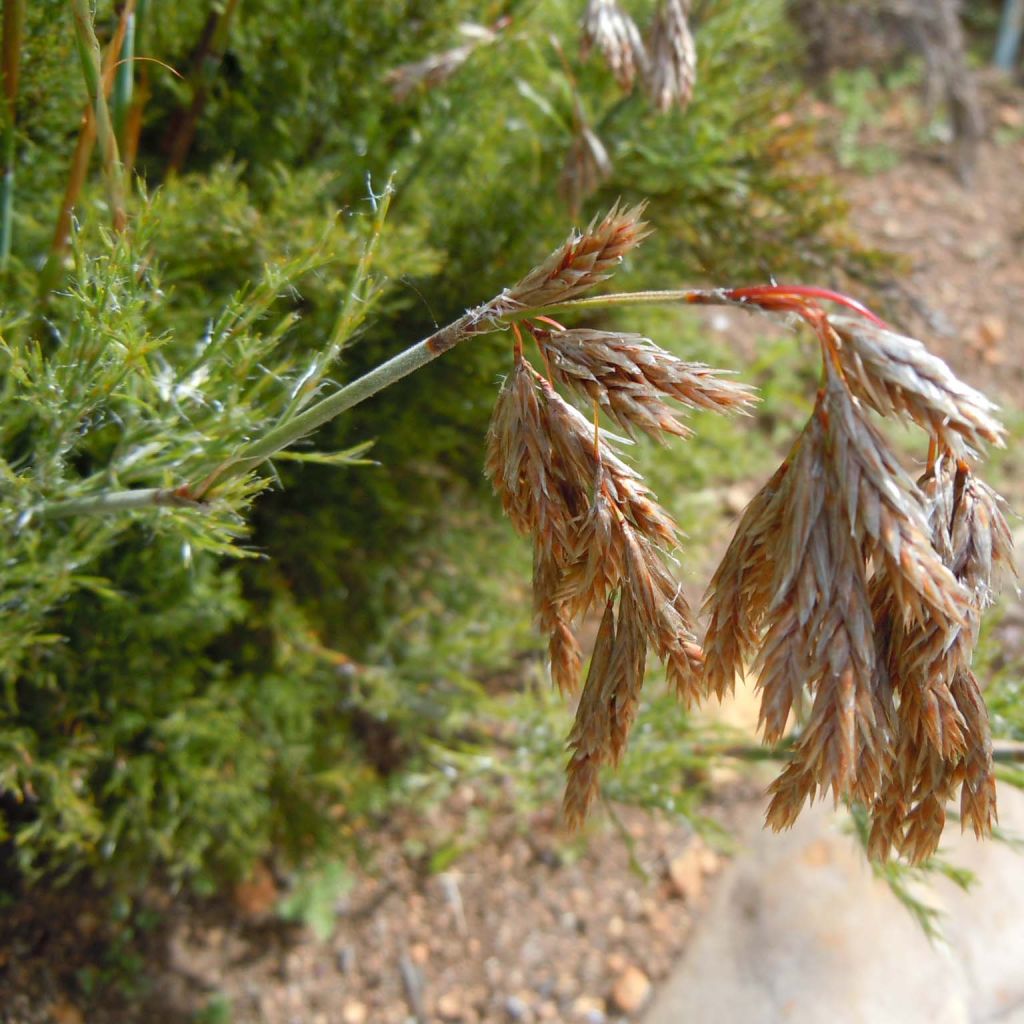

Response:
(831, 315), (1006, 453)
(764, 761), (817, 833)
(504, 202), (651, 310)
(384, 23), (502, 101)
(485, 360), (559, 540)
(710, 363), (993, 834)
(950, 670), (997, 840)
(606, 587), (649, 765)
(563, 588), (650, 828)
(821, 369), (969, 630)
(564, 598), (618, 828)
(549, 613), (584, 695)
(581, 0), (648, 89)
(535, 327), (756, 441)
(486, 356), (691, 707)
(855, 452), (1013, 864)
(621, 523), (703, 697)
(950, 468), (1017, 605)
(702, 462), (789, 699)
(646, 0), (697, 113)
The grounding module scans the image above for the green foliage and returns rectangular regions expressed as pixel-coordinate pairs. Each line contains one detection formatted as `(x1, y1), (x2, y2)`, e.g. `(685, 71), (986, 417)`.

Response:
(0, 0), (867, 894)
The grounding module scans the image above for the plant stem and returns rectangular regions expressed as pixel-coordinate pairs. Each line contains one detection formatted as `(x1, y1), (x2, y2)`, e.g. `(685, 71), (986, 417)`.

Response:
(111, 0), (137, 149)
(46, 2), (135, 287)
(69, 0), (127, 234)
(0, 0), (24, 269)
(30, 281), (880, 515)
(192, 305), (496, 497)
(36, 486), (202, 519)
(30, 284), (791, 514)
(122, 0), (149, 173)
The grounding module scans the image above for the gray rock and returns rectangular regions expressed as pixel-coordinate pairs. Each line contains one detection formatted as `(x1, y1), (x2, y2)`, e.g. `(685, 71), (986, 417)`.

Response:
(644, 785), (1024, 1024)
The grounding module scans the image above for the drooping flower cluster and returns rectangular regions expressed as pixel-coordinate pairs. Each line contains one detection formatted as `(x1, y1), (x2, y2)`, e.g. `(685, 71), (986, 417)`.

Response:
(485, 206), (753, 825)
(703, 310), (1014, 863)
(482, 204), (1013, 864)
(581, 0), (647, 90)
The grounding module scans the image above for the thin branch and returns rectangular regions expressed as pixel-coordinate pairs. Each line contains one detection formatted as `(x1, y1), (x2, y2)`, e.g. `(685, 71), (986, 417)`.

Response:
(69, 0), (127, 233)
(35, 486), (202, 519)
(31, 282), (889, 516)
(111, 0), (137, 149)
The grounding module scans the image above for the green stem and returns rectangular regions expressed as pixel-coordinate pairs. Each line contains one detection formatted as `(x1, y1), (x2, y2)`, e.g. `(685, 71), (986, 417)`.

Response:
(192, 306), (493, 497)
(34, 286), (743, 516)
(36, 486), (202, 519)
(111, 2), (136, 149)
(69, 0), (127, 233)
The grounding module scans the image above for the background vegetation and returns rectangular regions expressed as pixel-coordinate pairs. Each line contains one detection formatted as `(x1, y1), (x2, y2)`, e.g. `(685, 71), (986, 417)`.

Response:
(1, 0), (1016, 915)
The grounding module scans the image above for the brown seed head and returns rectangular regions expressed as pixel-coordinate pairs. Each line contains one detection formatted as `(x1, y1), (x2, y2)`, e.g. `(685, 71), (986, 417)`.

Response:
(646, 0), (697, 113)
(560, 124), (614, 217)
(535, 327), (756, 441)
(831, 315), (1006, 453)
(862, 453), (1012, 863)
(504, 202), (651, 311)
(581, 0), (648, 89)
(384, 24), (501, 102)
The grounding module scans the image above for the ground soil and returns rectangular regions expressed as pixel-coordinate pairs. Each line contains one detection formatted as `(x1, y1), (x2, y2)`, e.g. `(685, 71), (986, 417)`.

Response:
(3, 74), (1023, 1024)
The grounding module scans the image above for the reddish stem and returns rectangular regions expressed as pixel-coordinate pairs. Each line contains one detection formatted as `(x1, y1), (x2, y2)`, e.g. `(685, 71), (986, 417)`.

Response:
(533, 315), (566, 331)
(726, 284), (889, 328)
(511, 321), (524, 363)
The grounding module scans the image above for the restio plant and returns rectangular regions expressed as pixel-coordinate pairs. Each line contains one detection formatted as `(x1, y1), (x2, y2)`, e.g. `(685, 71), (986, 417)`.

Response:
(0, 0), (1013, 902)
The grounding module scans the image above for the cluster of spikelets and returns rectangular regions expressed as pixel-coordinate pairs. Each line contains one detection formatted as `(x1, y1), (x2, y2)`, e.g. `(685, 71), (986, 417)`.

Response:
(482, 203), (1015, 863)
(582, 0), (697, 112)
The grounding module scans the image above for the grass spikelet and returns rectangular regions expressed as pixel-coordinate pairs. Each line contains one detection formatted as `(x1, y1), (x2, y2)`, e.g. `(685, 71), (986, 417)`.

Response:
(563, 598), (618, 828)
(581, 0), (647, 89)
(951, 670), (997, 839)
(505, 201), (651, 310)
(831, 315), (1006, 454)
(384, 21), (506, 102)
(862, 454), (1013, 863)
(535, 327), (756, 440)
(822, 368), (968, 629)
(646, 0), (697, 113)
(702, 462), (788, 699)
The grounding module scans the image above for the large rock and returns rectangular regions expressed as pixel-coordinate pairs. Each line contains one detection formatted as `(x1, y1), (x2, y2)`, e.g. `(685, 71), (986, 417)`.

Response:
(644, 785), (1024, 1024)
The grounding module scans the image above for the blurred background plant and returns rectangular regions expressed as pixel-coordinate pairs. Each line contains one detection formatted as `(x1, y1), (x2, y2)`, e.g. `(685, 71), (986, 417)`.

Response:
(0, 0), (1016, 937)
